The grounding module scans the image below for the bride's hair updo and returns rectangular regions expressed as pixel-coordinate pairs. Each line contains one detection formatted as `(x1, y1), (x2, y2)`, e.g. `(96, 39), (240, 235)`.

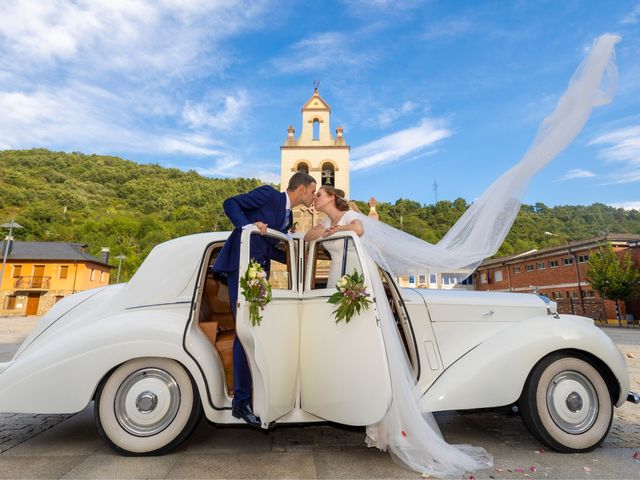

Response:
(321, 186), (350, 211)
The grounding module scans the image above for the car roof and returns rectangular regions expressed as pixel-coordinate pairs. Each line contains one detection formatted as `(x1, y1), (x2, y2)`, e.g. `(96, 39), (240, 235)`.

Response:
(118, 232), (229, 309)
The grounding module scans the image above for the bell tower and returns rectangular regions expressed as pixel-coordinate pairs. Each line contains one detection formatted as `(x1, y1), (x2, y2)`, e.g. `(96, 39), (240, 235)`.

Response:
(280, 86), (350, 231)
(280, 86), (350, 195)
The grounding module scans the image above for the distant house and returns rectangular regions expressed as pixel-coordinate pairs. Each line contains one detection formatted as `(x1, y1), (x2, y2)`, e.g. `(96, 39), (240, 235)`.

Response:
(397, 271), (474, 290)
(0, 241), (112, 316)
(474, 234), (640, 323)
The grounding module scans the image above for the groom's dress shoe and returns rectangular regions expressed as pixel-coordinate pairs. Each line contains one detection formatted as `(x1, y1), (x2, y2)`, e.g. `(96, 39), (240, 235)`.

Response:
(232, 403), (262, 428)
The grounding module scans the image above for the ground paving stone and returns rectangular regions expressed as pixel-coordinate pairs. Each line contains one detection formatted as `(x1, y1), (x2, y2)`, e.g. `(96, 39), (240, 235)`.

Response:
(61, 453), (180, 480)
(0, 413), (73, 454)
(166, 452), (318, 479)
(0, 455), (88, 480)
(312, 450), (418, 479)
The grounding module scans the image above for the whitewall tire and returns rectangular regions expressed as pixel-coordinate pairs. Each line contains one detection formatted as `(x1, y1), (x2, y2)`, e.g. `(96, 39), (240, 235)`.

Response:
(519, 353), (613, 453)
(95, 357), (202, 455)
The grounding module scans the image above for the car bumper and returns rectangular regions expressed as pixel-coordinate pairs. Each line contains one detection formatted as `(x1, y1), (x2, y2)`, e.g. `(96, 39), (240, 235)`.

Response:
(0, 362), (10, 375)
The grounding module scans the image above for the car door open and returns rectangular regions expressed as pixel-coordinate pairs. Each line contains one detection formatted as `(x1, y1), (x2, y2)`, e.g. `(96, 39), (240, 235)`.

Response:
(300, 232), (392, 425)
(237, 227), (300, 427)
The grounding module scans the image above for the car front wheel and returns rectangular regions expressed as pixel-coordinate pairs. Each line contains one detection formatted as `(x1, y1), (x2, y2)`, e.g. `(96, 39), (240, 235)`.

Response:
(95, 357), (202, 455)
(519, 353), (613, 453)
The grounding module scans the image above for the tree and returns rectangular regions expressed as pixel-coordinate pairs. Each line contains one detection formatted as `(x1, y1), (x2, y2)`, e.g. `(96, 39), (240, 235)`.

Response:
(586, 242), (640, 325)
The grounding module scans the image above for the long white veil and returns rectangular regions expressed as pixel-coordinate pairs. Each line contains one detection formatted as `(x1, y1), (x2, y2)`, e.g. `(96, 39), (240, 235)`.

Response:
(359, 34), (620, 278)
(357, 34), (620, 478)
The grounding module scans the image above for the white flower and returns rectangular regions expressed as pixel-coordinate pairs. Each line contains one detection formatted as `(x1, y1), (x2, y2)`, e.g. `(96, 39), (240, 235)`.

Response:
(336, 276), (349, 289)
(258, 270), (267, 279)
(248, 267), (258, 279)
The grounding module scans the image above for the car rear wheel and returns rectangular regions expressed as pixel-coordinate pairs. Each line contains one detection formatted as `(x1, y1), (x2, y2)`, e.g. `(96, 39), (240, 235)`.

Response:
(95, 357), (202, 455)
(519, 353), (613, 453)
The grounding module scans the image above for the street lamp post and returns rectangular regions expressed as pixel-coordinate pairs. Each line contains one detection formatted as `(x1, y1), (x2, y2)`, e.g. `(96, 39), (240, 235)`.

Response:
(114, 254), (126, 284)
(0, 220), (24, 289)
(545, 231), (585, 315)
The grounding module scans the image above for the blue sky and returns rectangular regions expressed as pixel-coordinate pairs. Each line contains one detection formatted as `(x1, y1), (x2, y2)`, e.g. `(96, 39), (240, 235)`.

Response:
(1, 1), (639, 209)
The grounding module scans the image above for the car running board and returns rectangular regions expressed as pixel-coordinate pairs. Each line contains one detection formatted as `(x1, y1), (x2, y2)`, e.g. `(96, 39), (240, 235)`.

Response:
(628, 391), (640, 404)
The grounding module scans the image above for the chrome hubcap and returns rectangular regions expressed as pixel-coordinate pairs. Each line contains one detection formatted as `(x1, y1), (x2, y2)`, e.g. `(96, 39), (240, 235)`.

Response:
(136, 391), (158, 414)
(566, 391), (583, 412)
(115, 368), (181, 437)
(546, 371), (598, 434)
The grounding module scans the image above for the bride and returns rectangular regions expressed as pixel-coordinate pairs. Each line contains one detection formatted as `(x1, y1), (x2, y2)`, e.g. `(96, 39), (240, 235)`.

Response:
(302, 34), (620, 478)
(306, 185), (494, 478)
(303, 186), (364, 287)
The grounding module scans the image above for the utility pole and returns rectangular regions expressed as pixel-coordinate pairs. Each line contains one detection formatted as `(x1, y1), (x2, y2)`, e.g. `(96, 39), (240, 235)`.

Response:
(115, 254), (127, 283)
(0, 220), (23, 288)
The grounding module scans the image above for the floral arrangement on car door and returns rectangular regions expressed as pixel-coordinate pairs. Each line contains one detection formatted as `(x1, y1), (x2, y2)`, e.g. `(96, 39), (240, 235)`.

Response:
(240, 259), (272, 326)
(328, 271), (371, 323)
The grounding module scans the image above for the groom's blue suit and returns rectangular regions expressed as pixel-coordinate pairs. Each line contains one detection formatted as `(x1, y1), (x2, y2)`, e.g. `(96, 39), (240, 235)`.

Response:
(213, 185), (292, 409)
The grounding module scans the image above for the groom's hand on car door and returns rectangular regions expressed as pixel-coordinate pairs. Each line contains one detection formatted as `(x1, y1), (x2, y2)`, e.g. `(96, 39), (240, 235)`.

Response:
(254, 221), (268, 235)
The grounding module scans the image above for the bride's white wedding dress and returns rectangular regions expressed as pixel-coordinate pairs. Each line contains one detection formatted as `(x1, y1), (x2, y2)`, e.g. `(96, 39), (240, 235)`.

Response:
(320, 210), (361, 288)
(321, 35), (619, 478)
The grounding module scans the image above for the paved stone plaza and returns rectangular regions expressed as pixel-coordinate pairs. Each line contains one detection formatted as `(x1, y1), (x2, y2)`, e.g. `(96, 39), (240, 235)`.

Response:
(1, 316), (639, 479)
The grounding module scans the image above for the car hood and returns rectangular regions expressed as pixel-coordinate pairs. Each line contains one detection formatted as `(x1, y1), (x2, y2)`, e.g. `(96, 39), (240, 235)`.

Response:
(408, 288), (547, 322)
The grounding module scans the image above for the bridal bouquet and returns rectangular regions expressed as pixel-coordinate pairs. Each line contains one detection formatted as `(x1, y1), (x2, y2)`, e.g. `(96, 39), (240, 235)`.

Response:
(328, 271), (371, 323)
(240, 259), (272, 327)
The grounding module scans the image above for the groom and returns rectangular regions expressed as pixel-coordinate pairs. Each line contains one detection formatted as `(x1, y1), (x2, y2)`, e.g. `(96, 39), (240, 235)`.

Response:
(213, 172), (316, 427)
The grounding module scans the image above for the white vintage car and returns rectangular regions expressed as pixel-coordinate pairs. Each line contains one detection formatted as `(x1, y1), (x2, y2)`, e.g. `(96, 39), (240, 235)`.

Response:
(0, 228), (637, 456)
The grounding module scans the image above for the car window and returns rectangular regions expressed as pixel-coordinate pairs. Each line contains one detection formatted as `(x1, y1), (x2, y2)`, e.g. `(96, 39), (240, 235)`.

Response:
(249, 234), (292, 290)
(311, 236), (363, 290)
(269, 239), (293, 290)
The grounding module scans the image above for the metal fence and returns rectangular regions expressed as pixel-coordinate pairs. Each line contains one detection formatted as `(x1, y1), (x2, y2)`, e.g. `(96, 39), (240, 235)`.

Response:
(555, 298), (606, 321)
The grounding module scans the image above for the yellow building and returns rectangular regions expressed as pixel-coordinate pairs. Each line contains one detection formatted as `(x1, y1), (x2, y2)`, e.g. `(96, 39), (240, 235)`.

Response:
(0, 241), (111, 316)
(280, 87), (350, 232)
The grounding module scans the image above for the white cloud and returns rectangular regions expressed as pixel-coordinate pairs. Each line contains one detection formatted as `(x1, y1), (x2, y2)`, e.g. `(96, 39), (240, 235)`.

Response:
(609, 200), (640, 210)
(0, 87), (224, 156)
(422, 18), (473, 41)
(270, 32), (375, 74)
(351, 118), (452, 171)
(621, 3), (640, 24)
(375, 101), (418, 128)
(340, 0), (422, 15)
(609, 201), (640, 211)
(0, 0), (267, 76)
(556, 168), (596, 181)
(589, 125), (640, 184)
(192, 160), (279, 184)
(0, 0), (276, 174)
(182, 91), (251, 132)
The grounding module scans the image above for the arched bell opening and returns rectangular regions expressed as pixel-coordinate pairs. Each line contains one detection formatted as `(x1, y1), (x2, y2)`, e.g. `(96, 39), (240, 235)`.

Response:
(321, 162), (335, 187)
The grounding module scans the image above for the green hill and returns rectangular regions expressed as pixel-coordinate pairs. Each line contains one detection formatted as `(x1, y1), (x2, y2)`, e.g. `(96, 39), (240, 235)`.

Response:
(2, 149), (639, 281)
(0, 149), (262, 280)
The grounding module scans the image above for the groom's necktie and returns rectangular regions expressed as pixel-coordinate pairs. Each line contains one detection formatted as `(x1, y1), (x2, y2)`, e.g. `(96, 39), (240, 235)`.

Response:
(282, 208), (290, 230)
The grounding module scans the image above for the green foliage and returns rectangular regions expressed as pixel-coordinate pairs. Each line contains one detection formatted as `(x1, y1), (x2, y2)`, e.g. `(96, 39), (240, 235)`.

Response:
(0, 149), (262, 282)
(586, 243), (640, 302)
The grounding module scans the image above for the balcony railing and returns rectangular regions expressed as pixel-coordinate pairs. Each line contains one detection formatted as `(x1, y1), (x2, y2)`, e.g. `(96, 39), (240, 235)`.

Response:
(14, 276), (51, 290)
